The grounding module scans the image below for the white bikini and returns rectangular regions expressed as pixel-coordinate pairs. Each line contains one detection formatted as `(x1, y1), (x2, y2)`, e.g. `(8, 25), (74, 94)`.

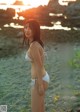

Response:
(25, 52), (32, 62)
(25, 51), (50, 86)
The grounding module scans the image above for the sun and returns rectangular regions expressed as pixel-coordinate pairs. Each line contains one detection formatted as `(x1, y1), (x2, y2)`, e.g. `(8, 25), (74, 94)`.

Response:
(22, 0), (49, 7)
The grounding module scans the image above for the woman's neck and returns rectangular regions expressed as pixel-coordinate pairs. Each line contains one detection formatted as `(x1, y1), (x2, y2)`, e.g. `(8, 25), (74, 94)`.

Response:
(29, 39), (34, 45)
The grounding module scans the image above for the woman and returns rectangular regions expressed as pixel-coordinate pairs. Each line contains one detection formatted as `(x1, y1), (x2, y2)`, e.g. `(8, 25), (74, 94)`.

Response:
(24, 19), (50, 112)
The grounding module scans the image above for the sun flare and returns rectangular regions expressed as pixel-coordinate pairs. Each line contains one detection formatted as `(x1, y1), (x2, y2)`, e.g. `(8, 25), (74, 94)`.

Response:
(0, 0), (77, 6)
(0, 0), (77, 11)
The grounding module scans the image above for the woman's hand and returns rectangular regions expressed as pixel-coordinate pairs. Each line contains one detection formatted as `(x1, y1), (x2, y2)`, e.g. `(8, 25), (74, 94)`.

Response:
(38, 84), (45, 96)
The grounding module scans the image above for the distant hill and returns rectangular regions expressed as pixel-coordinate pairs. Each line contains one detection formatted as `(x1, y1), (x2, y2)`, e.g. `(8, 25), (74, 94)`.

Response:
(12, 0), (24, 5)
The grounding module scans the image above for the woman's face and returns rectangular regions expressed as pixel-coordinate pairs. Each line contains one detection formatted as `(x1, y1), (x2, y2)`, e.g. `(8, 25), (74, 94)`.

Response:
(24, 23), (33, 40)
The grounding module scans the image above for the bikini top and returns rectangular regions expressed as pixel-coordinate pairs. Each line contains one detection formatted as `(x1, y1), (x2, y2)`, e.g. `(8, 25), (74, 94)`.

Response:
(25, 50), (48, 62)
(25, 52), (32, 62)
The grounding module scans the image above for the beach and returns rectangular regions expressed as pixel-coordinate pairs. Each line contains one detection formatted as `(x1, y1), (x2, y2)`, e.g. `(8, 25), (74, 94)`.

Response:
(0, 27), (80, 112)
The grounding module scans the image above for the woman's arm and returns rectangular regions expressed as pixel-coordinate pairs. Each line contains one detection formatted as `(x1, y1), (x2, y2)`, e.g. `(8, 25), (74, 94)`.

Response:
(30, 42), (44, 85)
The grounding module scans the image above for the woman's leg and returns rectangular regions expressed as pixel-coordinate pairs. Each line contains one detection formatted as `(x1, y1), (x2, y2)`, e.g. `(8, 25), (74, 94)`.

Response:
(31, 84), (45, 112)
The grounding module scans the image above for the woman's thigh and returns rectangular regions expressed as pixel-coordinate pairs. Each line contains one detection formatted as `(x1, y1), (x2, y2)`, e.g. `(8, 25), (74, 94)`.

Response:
(31, 85), (45, 112)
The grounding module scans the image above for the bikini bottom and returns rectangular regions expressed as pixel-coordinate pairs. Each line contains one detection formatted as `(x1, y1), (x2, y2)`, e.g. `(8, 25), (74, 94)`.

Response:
(31, 71), (50, 87)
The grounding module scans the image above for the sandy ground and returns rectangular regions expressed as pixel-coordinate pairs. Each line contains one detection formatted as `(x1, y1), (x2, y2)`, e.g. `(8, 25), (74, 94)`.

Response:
(0, 28), (80, 112)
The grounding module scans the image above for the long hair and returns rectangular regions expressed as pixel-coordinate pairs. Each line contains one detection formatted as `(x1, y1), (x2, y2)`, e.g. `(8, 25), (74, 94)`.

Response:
(23, 19), (44, 48)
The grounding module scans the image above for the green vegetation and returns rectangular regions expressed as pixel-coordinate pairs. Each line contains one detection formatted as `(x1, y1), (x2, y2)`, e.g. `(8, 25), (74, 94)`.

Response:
(0, 27), (80, 112)
(69, 51), (80, 68)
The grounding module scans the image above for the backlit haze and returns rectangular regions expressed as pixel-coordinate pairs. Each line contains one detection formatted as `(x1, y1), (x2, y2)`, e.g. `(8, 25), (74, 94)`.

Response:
(0, 0), (49, 11)
(0, 0), (76, 9)
(0, 0), (77, 12)
(0, 0), (77, 30)
(0, 0), (49, 6)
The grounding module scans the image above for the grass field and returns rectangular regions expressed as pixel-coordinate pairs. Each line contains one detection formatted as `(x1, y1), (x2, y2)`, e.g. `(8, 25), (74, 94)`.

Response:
(0, 27), (80, 112)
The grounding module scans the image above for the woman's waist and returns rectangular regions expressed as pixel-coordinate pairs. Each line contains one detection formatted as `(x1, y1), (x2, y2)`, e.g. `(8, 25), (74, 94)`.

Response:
(31, 69), (46, 79)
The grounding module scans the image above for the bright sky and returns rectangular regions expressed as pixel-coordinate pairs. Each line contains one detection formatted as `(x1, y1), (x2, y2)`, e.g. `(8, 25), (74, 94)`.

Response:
(0, 0), (15, 4)
(0, 0), (76, 6)
(0, 0), (49, 5)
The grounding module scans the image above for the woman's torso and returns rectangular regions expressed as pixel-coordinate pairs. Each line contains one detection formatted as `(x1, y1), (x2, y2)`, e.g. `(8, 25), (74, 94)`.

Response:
(31, 63), (46, 79)
(27, 41), (46, 79)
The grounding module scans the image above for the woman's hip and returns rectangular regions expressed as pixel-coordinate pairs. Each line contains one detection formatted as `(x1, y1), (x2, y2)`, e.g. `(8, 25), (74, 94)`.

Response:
(31, 72), (50, 88)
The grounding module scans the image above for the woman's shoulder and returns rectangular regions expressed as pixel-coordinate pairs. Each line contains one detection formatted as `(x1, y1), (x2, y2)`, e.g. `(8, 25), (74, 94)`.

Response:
(30, 41), (44, 54)
(30, 41), (40, 49)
